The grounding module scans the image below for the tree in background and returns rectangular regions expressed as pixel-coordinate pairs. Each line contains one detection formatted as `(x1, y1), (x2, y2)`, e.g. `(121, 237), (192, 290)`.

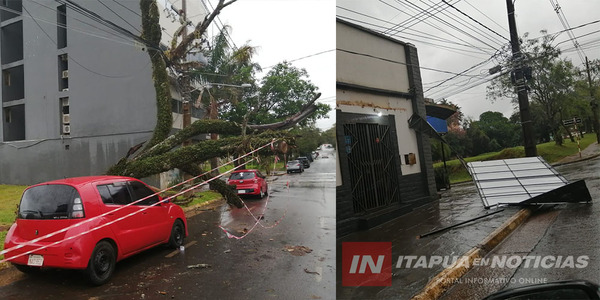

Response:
(475, 111), (520, 149)
(220, 62), (330, 127)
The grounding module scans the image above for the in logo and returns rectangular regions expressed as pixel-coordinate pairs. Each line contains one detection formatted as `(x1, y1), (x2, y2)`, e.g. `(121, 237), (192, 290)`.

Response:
(342, 242), (392, 286)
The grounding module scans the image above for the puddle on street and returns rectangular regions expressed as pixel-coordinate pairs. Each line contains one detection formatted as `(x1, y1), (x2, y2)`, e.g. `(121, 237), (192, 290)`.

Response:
(219, 197), (267, 232)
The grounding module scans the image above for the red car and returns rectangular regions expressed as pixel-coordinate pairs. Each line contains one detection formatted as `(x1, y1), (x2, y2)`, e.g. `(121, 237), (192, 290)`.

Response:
(226, 169), (269, 198)
(3, 176), (188, 285)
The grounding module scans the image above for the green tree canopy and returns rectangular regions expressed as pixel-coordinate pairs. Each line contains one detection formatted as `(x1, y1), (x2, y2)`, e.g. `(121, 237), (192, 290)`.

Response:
(221, 62), (330, 127)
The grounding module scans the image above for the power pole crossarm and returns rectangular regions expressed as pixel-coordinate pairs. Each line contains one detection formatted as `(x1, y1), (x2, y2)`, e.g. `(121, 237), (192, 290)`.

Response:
(506, 0), (537, 157)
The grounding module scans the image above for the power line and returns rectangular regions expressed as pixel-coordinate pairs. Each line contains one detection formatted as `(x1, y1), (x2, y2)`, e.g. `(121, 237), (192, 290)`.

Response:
(549, 0), (585, 64)
(98, 0), (141, 35)
(381, 0), (449, 35)
(388, 0), (501, 52)
(337, 48), (485, 77)
(263, 49), (335, 70)
(337, 7), (496, 54)
(336, 15), (493, 57)
(424, 55), (497, 93)
(22, 5), (153, 79)
(377, 0), (499, 55)
(441, 0), (508, 42)
(417, 0), (506, 48)
(463, 0), (509, 34)
(59, 0), (157, 50)
(1, 3), (141, 49)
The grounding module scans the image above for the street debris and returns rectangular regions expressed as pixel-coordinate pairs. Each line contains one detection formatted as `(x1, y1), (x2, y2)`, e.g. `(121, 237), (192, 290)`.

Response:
(157, 291), (167, 295)
(224, 249), (231, 253)
(303, 268), (320, 275)
(187, 264), (212, 269)
(283, 245), (313, 256)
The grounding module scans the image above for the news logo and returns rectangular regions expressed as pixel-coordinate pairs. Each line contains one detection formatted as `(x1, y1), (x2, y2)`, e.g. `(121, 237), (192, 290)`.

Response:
(342, 242), (392, 286)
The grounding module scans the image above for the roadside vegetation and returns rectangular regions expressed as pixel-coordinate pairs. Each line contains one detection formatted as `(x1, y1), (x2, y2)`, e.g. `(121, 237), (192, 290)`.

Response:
(434, 134), (596, 184)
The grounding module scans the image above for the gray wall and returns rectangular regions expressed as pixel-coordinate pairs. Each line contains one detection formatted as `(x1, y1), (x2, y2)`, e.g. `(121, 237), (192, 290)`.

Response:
(0, 0), (158, 185)
(0, 132), (152, 185)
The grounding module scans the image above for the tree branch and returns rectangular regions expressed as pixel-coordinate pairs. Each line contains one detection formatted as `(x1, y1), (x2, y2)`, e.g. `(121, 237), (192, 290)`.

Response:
(170, 0), (238, 61)
(247, 93), (321, 131)
(178, 164), (243, 208)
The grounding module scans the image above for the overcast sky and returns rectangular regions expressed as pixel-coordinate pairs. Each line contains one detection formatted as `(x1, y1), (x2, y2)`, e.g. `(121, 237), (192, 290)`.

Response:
(208, 0), (336, 130)
(337, 0), (600, 121)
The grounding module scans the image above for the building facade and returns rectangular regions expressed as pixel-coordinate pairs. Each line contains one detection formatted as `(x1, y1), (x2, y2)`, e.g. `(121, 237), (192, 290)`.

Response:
(336, 19), (438, 236)
(0, 0), (207, 185)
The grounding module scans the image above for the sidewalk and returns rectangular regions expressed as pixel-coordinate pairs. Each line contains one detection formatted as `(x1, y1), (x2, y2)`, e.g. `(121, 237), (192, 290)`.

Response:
(552, 141), (600, 166)
(336, 142), (600, 300)
(337, 183), (521, 299)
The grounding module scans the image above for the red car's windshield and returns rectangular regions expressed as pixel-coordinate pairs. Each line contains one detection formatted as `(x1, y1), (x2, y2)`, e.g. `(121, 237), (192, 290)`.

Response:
(229, 172), (256, 180)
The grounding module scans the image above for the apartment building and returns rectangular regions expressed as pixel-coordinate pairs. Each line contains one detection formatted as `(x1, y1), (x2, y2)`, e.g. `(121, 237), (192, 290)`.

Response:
(0, 0), (207, 185)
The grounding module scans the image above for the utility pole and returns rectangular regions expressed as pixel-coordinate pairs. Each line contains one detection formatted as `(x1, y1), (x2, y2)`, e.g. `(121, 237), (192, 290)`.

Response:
(506, 0), (537, 157)
(586, 56), (600, 143)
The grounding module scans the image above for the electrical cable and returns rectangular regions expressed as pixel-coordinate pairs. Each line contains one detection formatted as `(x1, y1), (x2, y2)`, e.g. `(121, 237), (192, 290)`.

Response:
(549, 0), (586, 64)
(98, 0), (142, 35)
(463, 0), (509, 34)
(389, 0), (500, 51)
(337, 8), (497, 53)
(22, 5), (153, 79)
(377, 0), (499, 55)
(336, 15), (493, 57)
(440, 0), (508, 42)
(337, 48), (484, 77)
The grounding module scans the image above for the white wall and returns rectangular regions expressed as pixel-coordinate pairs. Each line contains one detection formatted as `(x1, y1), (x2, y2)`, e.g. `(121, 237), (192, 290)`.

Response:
(337, 90), (422, 175)
(336, 22), (410, 93)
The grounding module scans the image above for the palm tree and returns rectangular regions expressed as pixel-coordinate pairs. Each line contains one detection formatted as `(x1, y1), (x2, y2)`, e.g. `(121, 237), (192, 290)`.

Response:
(188, 26), (261, 173)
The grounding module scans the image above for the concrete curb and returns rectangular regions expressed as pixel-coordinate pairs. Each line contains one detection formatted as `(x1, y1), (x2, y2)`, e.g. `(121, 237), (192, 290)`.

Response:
(411, 208), (532, 300)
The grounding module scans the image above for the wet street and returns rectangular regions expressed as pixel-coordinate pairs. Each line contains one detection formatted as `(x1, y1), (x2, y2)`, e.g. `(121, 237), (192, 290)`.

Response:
(0, 152), (336, 299)
(441, 155), (600, 299)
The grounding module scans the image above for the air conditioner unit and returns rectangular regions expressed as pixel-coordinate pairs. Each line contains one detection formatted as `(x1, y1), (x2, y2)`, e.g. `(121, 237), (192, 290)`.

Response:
(62, 70), (69, 78)
(62, 88), (69, 92)
(62, 114), (70, 124)
(62, 125), (71, 134)
(61, 98), (69, 106)
(61, 54), (68, 61)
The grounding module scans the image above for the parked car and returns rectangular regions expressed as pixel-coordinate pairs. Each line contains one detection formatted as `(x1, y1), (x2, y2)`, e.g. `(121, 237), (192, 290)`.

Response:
(4, 176), (188, 286)
(298, 156), (311, 168)
(286, 160), (304, 173)
(226, 169), (268, 198)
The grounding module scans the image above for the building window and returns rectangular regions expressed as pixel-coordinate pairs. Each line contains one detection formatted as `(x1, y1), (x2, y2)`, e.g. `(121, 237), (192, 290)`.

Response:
(2, 70), (10, 86)
(4, 107), (10, 123)
(59, 54), (69, 92)
(60, 97), (70, 135)
(57, 4), (67, 49)
(3, 104), (25, 141)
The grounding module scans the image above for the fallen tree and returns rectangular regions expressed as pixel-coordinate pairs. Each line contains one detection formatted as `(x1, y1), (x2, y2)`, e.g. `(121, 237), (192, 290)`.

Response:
(106, 1), (323, 208)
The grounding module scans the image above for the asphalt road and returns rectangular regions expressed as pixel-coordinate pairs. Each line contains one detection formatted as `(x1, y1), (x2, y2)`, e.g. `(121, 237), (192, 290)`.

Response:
(441, 155), (600, 300)
(0, 151), (336, 299)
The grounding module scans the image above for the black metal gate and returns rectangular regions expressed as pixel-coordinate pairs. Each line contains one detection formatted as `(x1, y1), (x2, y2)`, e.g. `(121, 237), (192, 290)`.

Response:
(343, 123), (401, 213)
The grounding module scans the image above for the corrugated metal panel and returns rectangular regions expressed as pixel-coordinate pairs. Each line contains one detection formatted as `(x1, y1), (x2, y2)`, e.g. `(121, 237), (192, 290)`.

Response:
(468, 157), (568, 208)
